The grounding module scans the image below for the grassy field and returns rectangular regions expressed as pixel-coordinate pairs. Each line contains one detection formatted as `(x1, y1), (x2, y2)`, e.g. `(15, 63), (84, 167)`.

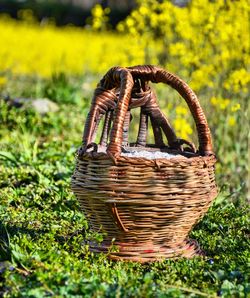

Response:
(0, 74), (249, 297)
(0, 0), (250, 297)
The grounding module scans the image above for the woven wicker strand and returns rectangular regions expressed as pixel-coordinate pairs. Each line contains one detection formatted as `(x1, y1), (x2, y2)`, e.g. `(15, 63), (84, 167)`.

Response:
(71, 65), (217, 263)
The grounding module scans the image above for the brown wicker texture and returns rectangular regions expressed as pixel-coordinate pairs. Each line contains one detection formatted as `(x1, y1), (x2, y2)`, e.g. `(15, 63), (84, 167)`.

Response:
(71, 65), (217, 263)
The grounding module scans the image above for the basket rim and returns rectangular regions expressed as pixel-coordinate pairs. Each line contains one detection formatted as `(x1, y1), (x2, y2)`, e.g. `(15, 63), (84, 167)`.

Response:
(77, 146), (216, 166)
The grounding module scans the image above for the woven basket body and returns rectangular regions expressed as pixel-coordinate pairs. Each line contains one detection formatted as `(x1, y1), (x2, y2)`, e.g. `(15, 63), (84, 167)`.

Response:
(72, 65), (217, 263)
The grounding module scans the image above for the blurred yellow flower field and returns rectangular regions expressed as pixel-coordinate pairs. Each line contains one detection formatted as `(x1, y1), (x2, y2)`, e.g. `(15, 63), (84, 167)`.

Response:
(0, 16), (144, 77)
(0, 0), (249, 98)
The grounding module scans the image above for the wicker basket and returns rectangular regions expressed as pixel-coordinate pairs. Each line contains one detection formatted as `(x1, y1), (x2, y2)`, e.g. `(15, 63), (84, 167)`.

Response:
(71, 65), (217, 263)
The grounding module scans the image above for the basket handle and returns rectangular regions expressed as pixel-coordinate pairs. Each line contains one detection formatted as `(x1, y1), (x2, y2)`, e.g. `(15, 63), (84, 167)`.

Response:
(107, 65), (214, 159)
(82, 67), (134, 153)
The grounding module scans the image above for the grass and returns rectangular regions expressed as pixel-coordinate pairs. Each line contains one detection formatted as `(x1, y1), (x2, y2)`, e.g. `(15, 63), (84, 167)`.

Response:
(0, 74), (249, 297)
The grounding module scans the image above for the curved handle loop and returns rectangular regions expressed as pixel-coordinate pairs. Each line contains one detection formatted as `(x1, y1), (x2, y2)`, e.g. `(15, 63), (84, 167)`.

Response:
(127, 65), (214, 156)
(82, 67), (134, 159)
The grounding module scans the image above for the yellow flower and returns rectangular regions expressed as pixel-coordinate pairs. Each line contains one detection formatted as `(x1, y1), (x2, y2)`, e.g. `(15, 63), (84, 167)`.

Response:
(139, 6), (149, 16)
(210, 97), (218, 106)
(173, 118), (193, 140)
(219, 99), (230, 110)
(224, 68), (250, 93)
(231, 103), (241, 112)
(91, 4), (104, 18)
(126, 18), (135, 28)
(210, 97), (230, 110)
(228, 116), (236, 127)
(176, 105), (188, 116)
(0, 76), (7, 86)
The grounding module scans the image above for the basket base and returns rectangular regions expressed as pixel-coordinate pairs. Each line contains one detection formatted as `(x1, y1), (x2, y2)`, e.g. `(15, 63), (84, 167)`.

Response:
(89, 238), (204, 263)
